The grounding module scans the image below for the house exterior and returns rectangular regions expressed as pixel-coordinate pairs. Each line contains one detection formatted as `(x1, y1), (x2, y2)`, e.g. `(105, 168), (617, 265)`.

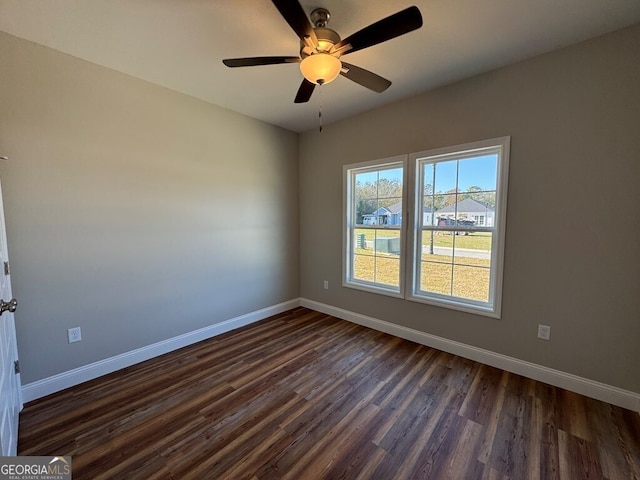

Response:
(362, 202), (402, 225)
(435, 198), (495, 227)
(362, 201), (434, 226)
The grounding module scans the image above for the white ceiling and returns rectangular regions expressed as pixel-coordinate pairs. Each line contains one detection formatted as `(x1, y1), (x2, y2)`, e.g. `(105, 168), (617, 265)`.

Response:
(2, 1), (640, 133)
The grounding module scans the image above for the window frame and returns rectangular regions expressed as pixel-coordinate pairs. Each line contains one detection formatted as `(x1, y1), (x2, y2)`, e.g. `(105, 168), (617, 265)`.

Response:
(341, 137), (509, 319)
(343, 155), (408, 298)
(406, 137), (510, 318)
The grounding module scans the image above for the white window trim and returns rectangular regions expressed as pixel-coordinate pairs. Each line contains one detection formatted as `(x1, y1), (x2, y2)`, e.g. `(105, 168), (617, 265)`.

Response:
(406, 136), (510, 318)
(342, 137), (509, 319)
(343, 155), (408, 299)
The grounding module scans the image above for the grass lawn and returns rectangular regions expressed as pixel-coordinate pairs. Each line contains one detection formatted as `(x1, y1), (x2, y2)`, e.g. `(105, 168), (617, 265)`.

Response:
(427, 232), (492, 251)
(353, 229), (491, 301)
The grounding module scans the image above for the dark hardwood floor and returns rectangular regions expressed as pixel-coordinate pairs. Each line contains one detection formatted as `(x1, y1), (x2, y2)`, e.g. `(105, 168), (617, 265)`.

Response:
(18, 307), (640, 479)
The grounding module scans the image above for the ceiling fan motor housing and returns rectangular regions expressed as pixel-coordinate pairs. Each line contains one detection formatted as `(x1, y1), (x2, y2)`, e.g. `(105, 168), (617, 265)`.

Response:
(300, 27), (341, 57)
(299, 8), (341, 58)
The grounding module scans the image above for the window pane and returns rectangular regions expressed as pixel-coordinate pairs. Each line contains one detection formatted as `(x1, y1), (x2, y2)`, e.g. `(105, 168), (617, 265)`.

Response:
(354, 228), (372, 252)
(376, 257), (400, 287)
(354, 171), (378, 198)
(423, 163), (435, 195)
(433, 160), (457, 193)
(421, 231), (452, 263)
(422, 196), (435, 226)
(371, 203), (386, 225)
(421, 261), (452, 295)
(352, 231), (402, 286)
(355, 173), (378, 225)
(452, 265), (490, 302)
(435, 194), (457, 226)
(354, 169), (403, 226)
(464, 192), (496, 227)
(376, 198), (403, 226)
(353, 254), (375, 282)
(378, 168), (403, 199)
(453, 233), (492, 268)
(373, 229), (401, 258)
(458, 154), (497, 192)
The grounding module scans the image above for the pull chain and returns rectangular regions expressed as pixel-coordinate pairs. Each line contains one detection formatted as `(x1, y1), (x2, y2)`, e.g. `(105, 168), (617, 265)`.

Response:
(318, 83), (323, 133)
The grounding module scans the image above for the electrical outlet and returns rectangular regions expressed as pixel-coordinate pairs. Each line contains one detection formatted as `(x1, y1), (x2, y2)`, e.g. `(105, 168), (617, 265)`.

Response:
(68, 327), (82, 343)
(323, 280), (329, 289)
(537, 324), (551, 341)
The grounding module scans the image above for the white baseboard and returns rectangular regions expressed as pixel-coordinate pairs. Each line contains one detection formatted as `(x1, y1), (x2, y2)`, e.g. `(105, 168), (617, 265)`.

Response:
(300, 298), (640, 413)
(21, 299), (301, 403)
(23, 297), (640, 413)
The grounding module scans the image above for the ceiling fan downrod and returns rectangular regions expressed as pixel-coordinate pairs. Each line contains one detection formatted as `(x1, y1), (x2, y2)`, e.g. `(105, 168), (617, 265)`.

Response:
(310, 8), (330, 28)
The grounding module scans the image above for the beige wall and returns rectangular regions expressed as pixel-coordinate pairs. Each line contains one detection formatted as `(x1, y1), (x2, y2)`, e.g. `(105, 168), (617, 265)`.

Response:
(0, 32), (300, 384)
(299, 24), (640, 393)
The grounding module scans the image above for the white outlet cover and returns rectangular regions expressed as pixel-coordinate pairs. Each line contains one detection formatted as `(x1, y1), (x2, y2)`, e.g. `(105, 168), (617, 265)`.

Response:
(68, 327), (82, 343)
(537, 324), (551, 340)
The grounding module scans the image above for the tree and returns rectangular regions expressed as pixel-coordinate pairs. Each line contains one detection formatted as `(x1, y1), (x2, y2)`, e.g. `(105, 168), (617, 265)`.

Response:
(460, 186), (496, 207)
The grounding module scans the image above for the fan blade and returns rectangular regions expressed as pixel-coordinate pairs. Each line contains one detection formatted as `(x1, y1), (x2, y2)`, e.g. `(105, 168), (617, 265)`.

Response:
(294, 79), (316, 103)
(334, 6), (423, 56)
(340, 62), (391, 93)
(223, 56), (300, 67)
(272, 0), (318, 46)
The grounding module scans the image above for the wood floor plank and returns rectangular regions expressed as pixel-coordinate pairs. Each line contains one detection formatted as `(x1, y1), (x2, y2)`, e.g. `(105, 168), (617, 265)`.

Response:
(18, 307), (640, 479)
(558, 428), (605, 480)
(487, 389), (533, 478)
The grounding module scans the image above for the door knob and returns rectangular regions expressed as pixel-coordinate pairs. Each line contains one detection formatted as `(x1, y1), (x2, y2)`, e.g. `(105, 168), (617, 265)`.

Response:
(0, 298), (17, 315)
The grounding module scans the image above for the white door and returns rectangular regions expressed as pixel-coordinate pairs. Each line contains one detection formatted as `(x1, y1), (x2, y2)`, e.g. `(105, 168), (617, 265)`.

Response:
(0, 179), (21, 456)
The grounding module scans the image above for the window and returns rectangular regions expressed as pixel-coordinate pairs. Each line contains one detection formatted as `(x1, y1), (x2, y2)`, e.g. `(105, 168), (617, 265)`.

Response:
(408, 137), (509, 317)
(343, 156), (406, 297)
(343, 137), (509, 318)
(473, 215), (485, 226)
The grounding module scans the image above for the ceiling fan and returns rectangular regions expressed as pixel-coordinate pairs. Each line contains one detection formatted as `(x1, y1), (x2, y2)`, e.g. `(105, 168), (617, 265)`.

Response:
(222, 0), (423, 103)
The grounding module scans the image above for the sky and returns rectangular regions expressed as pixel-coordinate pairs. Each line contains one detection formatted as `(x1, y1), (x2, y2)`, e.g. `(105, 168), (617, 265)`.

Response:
(355, 154), (498, 193)
(425, 154), (497, 192)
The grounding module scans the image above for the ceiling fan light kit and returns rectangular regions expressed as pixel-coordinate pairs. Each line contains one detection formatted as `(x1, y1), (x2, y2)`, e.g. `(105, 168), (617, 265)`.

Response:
(299, 53), (341, 85)
(299, 11), (342, 85)
(222, 0), (423, 103)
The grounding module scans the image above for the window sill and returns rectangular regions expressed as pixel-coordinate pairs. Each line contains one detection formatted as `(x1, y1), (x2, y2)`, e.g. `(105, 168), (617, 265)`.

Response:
(343, 280), (404, 299)
(407, 292), (501, 319)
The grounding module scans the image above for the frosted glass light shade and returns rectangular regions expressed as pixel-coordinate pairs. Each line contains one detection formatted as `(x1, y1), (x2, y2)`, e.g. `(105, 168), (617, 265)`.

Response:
(300, 54), (341, 85)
